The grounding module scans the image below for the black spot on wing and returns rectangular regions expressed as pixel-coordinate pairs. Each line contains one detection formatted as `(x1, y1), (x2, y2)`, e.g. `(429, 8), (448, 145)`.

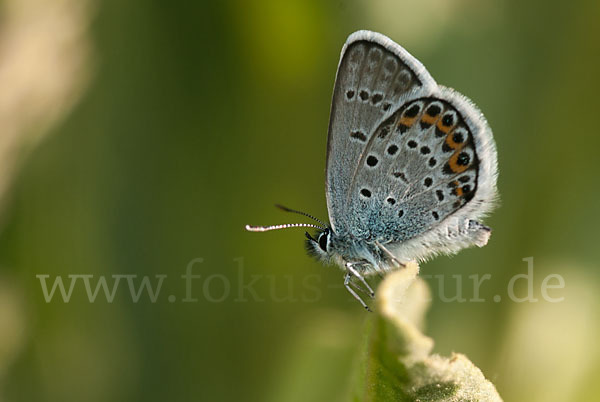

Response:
(350, 131), (367, 142)
(366, 155), (379, 167)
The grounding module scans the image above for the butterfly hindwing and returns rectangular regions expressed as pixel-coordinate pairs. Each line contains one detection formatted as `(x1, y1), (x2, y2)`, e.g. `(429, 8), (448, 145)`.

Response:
(346, 92), (488, 243)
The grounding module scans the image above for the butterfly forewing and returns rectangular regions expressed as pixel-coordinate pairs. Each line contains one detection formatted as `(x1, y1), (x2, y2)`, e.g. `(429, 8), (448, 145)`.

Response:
(325, 31), (436, 235)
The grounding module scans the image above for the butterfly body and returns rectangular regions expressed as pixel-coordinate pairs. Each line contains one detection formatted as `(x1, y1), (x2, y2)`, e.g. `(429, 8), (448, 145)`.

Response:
(247, 30), (498, 308)
(306, 216), (492, 277)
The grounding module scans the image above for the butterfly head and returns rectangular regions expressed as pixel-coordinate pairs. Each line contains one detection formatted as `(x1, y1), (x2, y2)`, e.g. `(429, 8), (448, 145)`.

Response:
(304, 227), (334, 262)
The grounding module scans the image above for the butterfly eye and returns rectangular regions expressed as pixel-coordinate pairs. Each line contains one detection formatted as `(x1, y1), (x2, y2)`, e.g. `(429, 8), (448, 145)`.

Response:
(318, 231), (328, 252)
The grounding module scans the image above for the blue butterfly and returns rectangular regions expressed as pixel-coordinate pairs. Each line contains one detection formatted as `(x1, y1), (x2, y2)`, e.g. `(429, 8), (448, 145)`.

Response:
(247, 31), (498, 310)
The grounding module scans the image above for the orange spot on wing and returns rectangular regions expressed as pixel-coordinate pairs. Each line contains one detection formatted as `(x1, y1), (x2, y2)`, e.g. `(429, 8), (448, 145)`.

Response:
(436, 120), (451, 134)
(448, 151), (470, 174)
(399, 116), (416, 127)
(445, 137), (458, 151)
(445, 131), (466, 151)
(421, 114), (438, 125)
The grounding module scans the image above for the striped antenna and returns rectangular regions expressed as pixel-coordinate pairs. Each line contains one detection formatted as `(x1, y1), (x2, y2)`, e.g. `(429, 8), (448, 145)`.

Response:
(274, 204), (328, 228)
(245, 223), (324, 232)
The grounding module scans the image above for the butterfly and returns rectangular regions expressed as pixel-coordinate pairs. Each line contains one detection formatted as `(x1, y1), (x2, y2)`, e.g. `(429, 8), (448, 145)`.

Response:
(246, 31), (498, 310)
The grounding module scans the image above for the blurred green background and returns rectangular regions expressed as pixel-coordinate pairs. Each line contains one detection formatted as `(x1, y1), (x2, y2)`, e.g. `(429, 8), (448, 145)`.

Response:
(0, 0), (599, 401)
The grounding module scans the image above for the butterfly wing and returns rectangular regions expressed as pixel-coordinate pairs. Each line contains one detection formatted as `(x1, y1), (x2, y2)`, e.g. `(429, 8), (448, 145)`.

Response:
(326, 31), (498, 261)
(325, 30), (437, 234)
(350, 87), (498, 258)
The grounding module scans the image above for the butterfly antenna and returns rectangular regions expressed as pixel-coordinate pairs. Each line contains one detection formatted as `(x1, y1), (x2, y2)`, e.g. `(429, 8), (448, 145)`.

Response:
(245, 223), (325, 232)
(275, 204), (328, 227)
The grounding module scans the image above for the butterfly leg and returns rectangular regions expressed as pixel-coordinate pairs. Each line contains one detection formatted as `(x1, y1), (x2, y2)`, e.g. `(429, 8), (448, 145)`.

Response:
(344, 273), (372, 312)
(375, 241), (406, 268)
(346, 262), (375, 297)
(344, 274), (373, 300)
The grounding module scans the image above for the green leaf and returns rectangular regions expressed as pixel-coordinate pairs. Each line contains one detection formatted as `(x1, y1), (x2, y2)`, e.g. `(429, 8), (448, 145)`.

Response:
(351, 262), (502, 402)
